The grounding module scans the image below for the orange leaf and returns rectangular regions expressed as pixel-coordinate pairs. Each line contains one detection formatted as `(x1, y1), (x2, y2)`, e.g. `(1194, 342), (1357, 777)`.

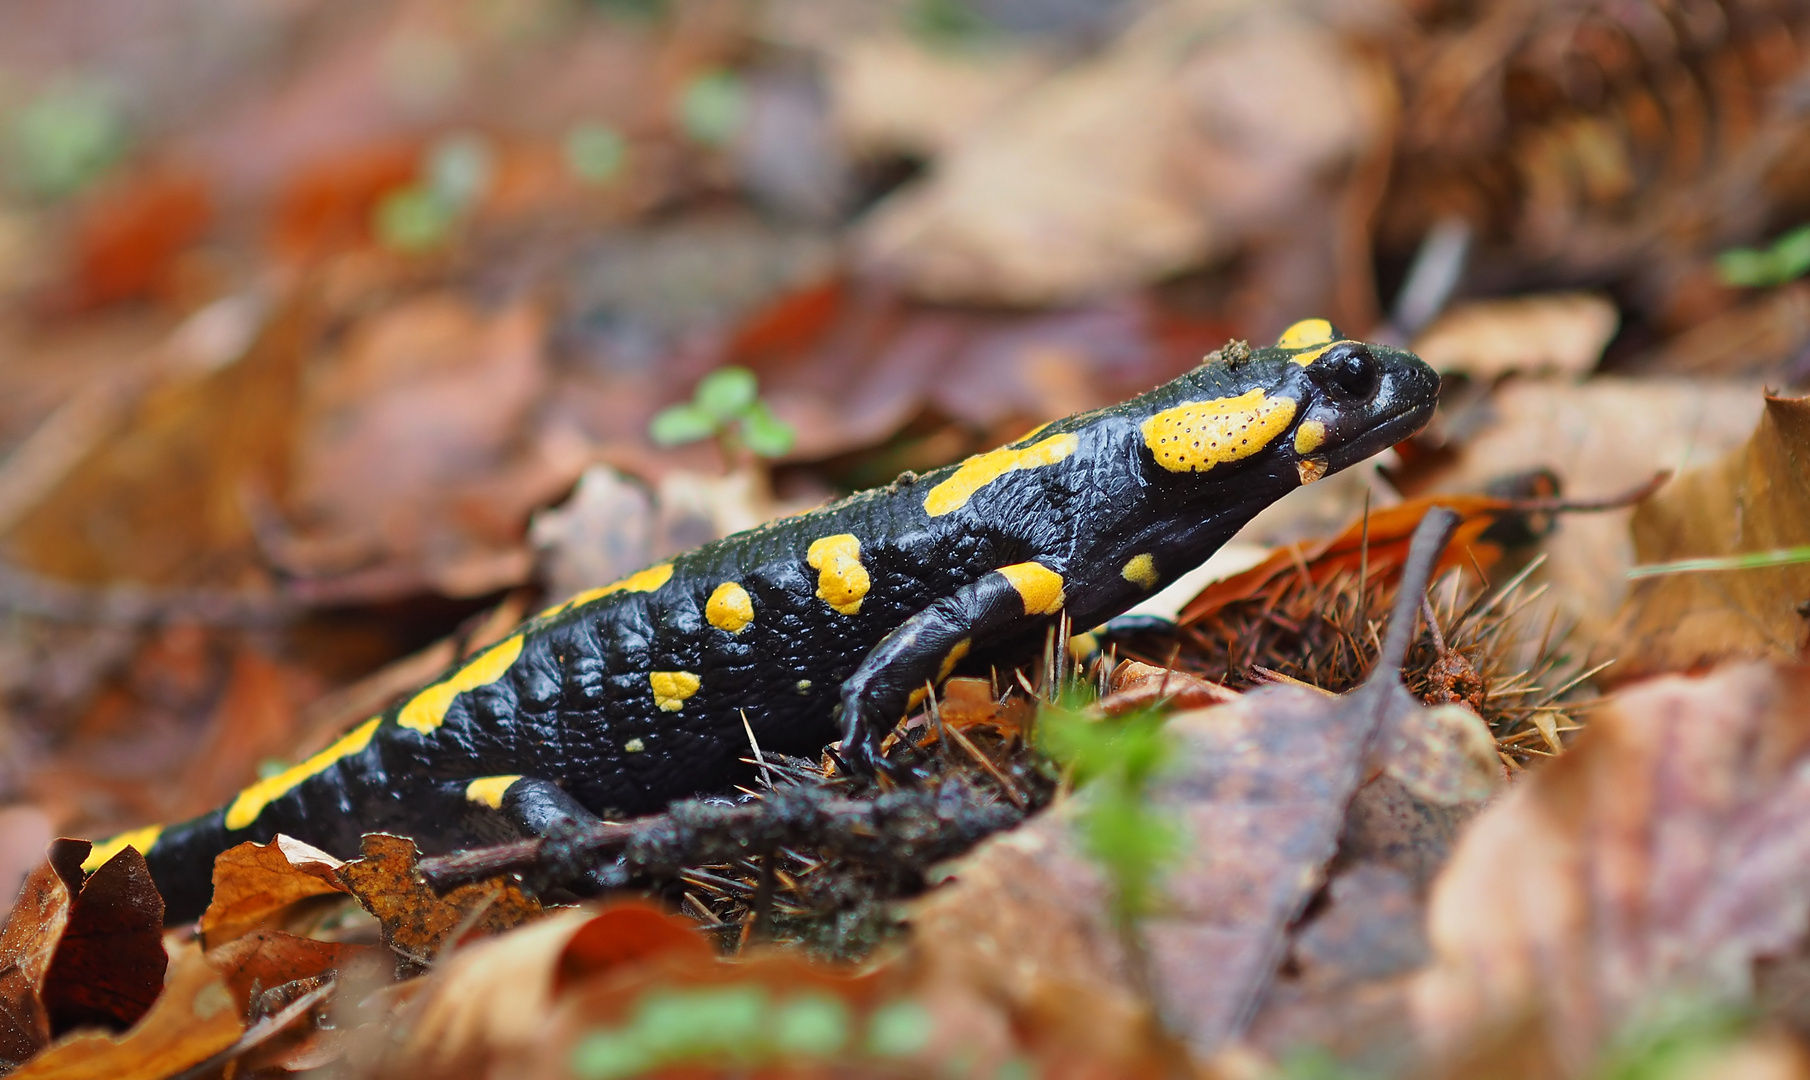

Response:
(198, 837), (347, 951)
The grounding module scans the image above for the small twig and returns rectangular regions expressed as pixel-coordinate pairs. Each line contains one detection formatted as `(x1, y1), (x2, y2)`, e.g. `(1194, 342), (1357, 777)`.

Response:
(942, 722), (1027, 809)
(741, 710), (773, 790)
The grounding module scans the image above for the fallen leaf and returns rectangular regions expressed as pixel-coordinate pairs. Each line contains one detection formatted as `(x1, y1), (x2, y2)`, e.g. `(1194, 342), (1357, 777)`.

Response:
(335, 834), (540, 966)
(1413, 662), (1810, 1068)
(198, 837), (348, 951)
(204, 930), (371, 1019)
(1098, 660), (1239, 716)
(60, 169), (212, 311)
(9, 942), (242, 1080)
(857, 5), (1390, 306)
(828, 35), (1054, 158)
(39, 844), (165, 1036)
(1423, 377), (1764, 641)
(1602, 395), (1810, 681)
(0, 864), (73, 1065)
(1412, 293), (1619, 379)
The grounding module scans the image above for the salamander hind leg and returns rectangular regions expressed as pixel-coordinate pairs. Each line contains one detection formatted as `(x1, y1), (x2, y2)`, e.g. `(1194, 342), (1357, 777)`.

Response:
(837, 560), (1068, 774)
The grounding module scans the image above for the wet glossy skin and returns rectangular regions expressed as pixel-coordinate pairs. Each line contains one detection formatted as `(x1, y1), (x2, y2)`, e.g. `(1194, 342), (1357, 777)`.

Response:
(92, 321), (1440, 922)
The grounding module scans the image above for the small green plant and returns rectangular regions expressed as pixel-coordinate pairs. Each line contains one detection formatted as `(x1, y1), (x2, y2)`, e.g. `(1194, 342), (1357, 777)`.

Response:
(678, 69), (745, 147)
(1716, 224), (1810, 288)
(905, 0), (997, 47)
(564, 122), (627, 185)
(7, 78), (127, 198)
(1037, 692), (1181, 929)
(1593, 997), (1751, 1080)
(569, 986), (930, 1079)
(649, 367), (795, 460)
(373, 131), (494, 253)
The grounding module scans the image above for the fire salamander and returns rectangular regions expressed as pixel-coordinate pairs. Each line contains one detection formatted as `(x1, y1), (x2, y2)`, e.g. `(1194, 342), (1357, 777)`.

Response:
(85, 320), (1439, 922)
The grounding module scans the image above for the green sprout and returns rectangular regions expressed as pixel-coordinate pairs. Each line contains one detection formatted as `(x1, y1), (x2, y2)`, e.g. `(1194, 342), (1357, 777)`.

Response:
(905, 0), (998, 47)
(569, 986), (925, 1079)
(1037, 693), (1181, 927)
(7, 79), (127, 198)
(565, 122), (627, 186)
(1716, 224), (1810, 288)
(678, 69), (745, 147)
(649, 367), (795, 461)
(373, 131), (494, 254)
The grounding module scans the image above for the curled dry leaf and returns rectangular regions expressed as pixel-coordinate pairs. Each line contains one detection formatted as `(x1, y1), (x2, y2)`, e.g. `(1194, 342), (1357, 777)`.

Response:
(9, 942), (241, 1080)
(334, 833), (540, 966)
(1411, 293), (1619, 380)
(1098, 659), (1239, 716)
(198, 836), (346, 951)
(1413, 663), (1810, 1069)
(0, 863), (73, 1065)
(1603, 395), (1810, 682)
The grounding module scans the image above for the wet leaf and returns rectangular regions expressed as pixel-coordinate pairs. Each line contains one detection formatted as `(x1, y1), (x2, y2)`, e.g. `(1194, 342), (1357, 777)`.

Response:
(334, 834), (540, 966)
(1604, 395), (1810, 681)
(0, 863), (74, 1065)
(40, 844), (165, 1036)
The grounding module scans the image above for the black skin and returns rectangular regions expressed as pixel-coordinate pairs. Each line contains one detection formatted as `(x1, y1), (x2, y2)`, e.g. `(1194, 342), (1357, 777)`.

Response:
(120, 326), (1439, 922)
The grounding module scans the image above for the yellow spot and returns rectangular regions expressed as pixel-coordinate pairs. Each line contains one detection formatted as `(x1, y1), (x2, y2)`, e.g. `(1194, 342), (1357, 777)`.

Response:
(1068, 633), (1099, 661)
(1277, 318), (1336, 350)
(706, 582), (754, 633)
(1141, 389), (1297, 473)
(81, 824), (164, 874)
(226, 717), (382, 830)
(938, 638), (972, 680)
(796, 680), (812, 693)
(464, 775), (522, 810)
(397, 634), (526, 734)
(1122, 554), (1159, 590)
(1297, 457), (1329, 485)
(923, 433), (1079, 517)
(651, 671), (702, 712)
(997, 562), (1065, 615)
(907, 686), (928, 711)
(624, 738), (646, 753)
(1294, 419), (1326, 454)
(807, 534), (870, 615)
(538, 564), (674, 619)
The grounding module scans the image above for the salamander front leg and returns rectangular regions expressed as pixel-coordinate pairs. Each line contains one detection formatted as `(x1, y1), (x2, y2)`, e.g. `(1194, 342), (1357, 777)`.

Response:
(460, 775), (620, 894)
(838, 560), (1066, 774)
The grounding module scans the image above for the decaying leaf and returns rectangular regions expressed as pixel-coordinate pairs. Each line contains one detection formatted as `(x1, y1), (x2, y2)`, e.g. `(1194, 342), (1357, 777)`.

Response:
(1413, 663), (1810, 1069)
(1603, 395), (1810, 681)
(198, 836), (348, 950)
(0, 863), (74, 1065)
(1412, 293), (1619, 380)
(335, 834), (540, 965)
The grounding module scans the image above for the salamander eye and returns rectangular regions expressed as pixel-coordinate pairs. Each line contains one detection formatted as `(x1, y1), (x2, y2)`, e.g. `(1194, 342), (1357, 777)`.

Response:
(1311, 342), (1380, 401)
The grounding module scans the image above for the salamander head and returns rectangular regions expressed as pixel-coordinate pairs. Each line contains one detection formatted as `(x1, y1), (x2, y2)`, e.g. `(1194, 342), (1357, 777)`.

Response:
(1132, 319), (1438, 489)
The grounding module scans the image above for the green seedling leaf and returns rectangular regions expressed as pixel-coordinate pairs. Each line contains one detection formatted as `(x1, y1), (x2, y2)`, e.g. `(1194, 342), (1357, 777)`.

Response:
(679, 70), (745, 146)
(1626, 545), (1810, 578)
(649, 403), (718, 446)
(694, 366), (758, 419)
(1716, 224), (1810, 288)
(565, 122), (627, 185)
(771, 993), (851, 1056)
(9, 79), (127, 198)
(374, 185), (457, 252)
(426, 131), (494, 211)
(865, 1000), (934, 1058)
(739, 401), (796, 458)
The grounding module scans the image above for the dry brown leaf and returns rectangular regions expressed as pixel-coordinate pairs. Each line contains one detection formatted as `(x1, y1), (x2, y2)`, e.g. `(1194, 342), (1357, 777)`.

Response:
(198, 837), (347, 951)
(856, 4), (1390, 306)
(9, 942), (242, 1080)
(1411, 293), (1619, 379)
(0, 862), (74, 1065)
(829, 35), (1055, 158)
(335, 834), (540, 965)
(1412, 663), (1810, 1069)
(1426, 377), (1764, 641)
(204, 930), (374, 1020)
(1602, 395), (1810, 681)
